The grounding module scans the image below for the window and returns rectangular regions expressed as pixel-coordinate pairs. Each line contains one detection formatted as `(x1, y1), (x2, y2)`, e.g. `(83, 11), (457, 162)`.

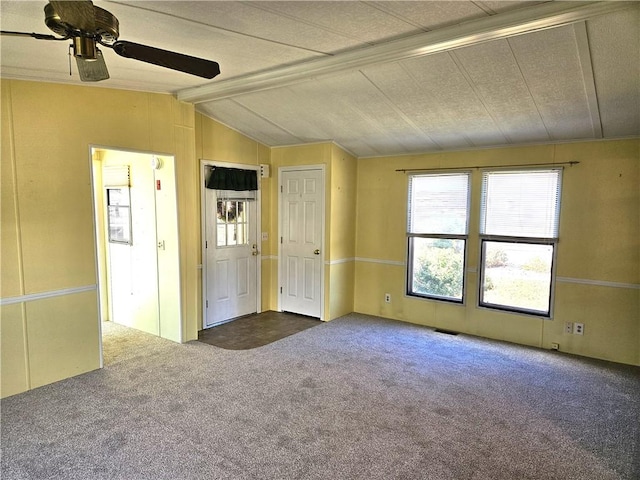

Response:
(216, 199), (249, 247)
(106, 188), (132, 244)
(407, 172), (471, 302)
(479, 169), (562, 316)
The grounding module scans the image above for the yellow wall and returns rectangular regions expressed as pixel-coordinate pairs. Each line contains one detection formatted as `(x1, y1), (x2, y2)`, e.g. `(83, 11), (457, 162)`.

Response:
(2, 78), (637, 401)
(1, 80), (198, 397)
(328, 144), (357, 319)
(354, 139), (640, 365)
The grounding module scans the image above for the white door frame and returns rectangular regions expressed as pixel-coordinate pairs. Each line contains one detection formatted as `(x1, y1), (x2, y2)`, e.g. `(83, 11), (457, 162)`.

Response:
(277, 164), (326, 321)
(200, 160), (262, 329)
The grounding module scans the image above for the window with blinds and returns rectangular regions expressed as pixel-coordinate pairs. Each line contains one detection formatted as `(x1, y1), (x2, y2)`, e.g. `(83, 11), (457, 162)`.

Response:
(407, 172), (471, 302)
(479, 168), (562, 316)
(480, 169), (561, 239)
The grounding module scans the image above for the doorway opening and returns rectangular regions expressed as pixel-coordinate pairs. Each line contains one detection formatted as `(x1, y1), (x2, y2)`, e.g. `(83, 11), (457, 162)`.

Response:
(201, 161), (262, 329)
(91, 147), (182, 364)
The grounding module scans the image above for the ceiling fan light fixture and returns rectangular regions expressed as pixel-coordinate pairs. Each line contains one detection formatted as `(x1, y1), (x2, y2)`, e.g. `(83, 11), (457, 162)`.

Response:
(76, 48), (109, 81)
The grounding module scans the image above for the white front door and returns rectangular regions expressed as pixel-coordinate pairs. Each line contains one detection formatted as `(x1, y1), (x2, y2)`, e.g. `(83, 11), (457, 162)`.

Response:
(204, 186), (258, 327)
(279, 168), (324, 318)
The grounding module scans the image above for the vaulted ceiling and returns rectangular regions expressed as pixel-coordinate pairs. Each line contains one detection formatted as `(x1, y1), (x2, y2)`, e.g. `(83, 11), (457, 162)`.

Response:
(1, 1), (638, 157)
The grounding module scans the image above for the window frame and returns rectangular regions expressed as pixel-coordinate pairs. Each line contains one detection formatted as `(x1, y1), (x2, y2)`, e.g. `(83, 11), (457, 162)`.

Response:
(477, 168), (562, 318)
(478, 236), (558, 318)
(106, 187), (132, 245)
(405, 171), (471, 304)
(406, 234), (469, 304)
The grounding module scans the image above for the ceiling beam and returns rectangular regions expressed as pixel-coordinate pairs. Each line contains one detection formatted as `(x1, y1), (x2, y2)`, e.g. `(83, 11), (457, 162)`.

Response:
(573, 22), (603, 139)
(177, 1), (631, 104)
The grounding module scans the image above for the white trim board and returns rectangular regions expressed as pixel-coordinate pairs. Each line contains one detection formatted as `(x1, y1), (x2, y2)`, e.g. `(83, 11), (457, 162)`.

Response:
(0, 285), (97, 306)
(352, 258), (638, 290)
(556, 277), (640, 290)
(326, 258), (355, 266)
(355, 257), (406, 267)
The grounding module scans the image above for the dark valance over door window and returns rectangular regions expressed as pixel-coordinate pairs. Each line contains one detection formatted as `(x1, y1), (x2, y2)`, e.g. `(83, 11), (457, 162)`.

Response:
(206, 167), (258, 191)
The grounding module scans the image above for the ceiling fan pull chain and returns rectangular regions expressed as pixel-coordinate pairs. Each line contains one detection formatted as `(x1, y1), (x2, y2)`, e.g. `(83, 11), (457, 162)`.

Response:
(68, 44), (72, 76)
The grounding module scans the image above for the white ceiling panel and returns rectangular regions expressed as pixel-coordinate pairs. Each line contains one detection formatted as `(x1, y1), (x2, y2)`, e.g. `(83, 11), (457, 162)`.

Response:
(476, 1), (546, 14)
(251, 1), (421, 45)
(296, 72), (439, 154)
(1, 1), (638, 157)
(232, 87), (336, 143)
(107, 0), (359, 55)
(198, 99), (303, 146)
(451, 39), (550, 143)
(587, 7), (640, 137)
(508, 25), (597, 141)
(368, 1), (490, 31)
(366, 53), (508, 148)
(96, 1), (323, 81)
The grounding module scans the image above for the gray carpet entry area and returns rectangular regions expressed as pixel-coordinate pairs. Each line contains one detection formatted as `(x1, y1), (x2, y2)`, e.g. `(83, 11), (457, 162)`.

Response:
(1, 314), (639, 480)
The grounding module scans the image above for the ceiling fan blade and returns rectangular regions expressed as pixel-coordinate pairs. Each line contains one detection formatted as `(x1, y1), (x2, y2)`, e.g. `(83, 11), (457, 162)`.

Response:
(76, 49), (109, 81)
(49, 0), (96, 32)
(111, 41), (220, 79)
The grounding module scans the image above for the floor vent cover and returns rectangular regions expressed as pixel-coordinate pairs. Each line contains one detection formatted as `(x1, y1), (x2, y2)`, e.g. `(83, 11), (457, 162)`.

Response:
(434, 329), (460, 336)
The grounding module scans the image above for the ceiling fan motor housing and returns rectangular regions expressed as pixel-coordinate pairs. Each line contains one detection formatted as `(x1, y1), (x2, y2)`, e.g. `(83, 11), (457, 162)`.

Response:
(44, 2), (119, 43)
(73, 36), (97, 59)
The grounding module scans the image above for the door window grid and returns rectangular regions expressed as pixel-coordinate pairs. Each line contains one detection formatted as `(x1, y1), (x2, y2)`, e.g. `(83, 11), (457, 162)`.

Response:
(216, 200), (248, 247)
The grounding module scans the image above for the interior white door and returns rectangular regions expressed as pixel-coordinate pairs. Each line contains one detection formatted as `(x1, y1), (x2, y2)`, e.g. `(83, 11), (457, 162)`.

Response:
(104, 161), (160, 336)
(280, 168), (323, 318)
(205, 187), (258, 327)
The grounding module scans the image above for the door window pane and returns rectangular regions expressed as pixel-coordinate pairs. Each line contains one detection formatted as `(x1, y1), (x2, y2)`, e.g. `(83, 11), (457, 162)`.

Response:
(216, 200), (249, 247)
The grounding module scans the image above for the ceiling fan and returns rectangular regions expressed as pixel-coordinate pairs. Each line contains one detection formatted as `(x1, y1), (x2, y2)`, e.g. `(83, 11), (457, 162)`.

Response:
(0, 0), (221, 82)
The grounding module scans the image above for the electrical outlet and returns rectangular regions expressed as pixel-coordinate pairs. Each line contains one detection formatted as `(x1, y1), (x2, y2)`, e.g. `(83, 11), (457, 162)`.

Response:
(384, 293), (391, 303)
(565, 321), (573, 334)
(573, 323), (584, 335)
(551, 343), (559, 351)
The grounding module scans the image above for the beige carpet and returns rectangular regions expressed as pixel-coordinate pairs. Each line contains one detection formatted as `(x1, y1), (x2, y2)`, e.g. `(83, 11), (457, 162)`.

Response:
(2, 314), (639, 480)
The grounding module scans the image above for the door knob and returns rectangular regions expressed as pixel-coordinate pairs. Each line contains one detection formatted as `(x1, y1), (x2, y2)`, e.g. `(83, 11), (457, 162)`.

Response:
(314, 249), (320, 255)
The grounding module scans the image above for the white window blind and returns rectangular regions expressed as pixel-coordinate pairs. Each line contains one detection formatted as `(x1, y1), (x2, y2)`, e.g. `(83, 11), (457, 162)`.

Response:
(103, 165), (130, 187)
(408, 173), (470, 235)
(480, 169), (562, 238)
